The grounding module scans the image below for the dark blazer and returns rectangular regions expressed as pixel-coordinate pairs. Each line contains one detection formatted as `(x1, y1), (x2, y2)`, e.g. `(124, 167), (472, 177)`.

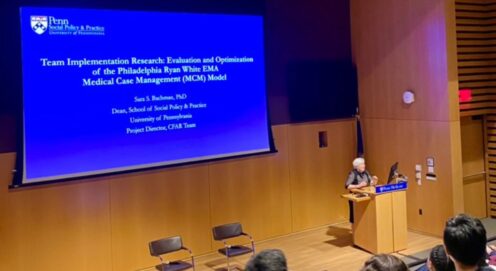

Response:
(345, 169), (372, 189)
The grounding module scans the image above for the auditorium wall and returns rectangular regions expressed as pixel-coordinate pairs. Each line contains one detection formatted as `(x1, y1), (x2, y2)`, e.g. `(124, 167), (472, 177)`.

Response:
(0, 120), (356, 271)
(0, 0), (356, 270)
(351, 0), (464, 236)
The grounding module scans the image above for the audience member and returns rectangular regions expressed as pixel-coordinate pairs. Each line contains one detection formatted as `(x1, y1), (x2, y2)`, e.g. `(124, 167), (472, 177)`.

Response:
(443, 214), (490, 271)
(486, 244), (496, 266)
(416, 245), (455, 271)
(361, 254), (408, 271)
(245, 249), (288, 271)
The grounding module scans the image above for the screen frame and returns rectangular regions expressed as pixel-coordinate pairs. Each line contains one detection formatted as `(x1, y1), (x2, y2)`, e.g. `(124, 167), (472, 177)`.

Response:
(11, 3), (276, 188)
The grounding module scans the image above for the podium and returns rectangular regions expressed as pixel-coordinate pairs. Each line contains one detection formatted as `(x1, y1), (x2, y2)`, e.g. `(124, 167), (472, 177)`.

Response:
(341, 182), (408, 254)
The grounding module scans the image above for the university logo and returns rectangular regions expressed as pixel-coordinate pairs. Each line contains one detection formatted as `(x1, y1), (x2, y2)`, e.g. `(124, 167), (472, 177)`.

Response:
(31, 16), (48, 35)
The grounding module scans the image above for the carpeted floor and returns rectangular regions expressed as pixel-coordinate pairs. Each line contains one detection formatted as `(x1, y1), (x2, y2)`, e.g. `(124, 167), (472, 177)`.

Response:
(483, 218), (496, 238)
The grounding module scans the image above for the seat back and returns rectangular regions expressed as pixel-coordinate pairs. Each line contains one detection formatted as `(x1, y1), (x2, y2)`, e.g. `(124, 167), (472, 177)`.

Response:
(149, 236), (183, 256)
(212, 222), (243, 241)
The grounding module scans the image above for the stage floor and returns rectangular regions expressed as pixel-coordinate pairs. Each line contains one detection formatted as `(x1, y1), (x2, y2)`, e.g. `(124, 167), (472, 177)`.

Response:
(141, 222), (442, 271)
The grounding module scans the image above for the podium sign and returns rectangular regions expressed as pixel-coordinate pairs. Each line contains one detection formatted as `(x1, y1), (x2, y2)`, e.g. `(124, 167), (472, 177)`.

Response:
(375, 182), (407, 194)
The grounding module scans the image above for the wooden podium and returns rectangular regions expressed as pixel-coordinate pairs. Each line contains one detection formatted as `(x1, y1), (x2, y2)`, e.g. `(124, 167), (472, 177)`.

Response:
(341, 183), (408, 254)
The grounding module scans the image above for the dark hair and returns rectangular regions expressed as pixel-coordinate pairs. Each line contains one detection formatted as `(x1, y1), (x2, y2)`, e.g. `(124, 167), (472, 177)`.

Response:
(429, 245), (455, 271)
(245, 249), (288, 271)
(361, 254), (407, 271)
(443, 214), (487, 267)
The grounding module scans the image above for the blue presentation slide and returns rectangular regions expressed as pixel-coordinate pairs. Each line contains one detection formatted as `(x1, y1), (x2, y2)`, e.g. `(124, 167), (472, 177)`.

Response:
(20, 7), (270, 184)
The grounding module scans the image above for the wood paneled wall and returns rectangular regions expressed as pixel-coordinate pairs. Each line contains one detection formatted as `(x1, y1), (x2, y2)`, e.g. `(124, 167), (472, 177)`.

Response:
(456, 0), (496, 116)
(288, 121), (354, 231)
(484, 114), (496, 216)
(455, 0), (496, 219)
(460, 116), (487, 218)
(0, 121), (355, 271)
(0, 162), (113, 271)
(351, 0), (464, 236)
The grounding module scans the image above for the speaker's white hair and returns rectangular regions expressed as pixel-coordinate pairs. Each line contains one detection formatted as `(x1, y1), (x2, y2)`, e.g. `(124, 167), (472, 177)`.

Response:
(352, 157), (365, 169)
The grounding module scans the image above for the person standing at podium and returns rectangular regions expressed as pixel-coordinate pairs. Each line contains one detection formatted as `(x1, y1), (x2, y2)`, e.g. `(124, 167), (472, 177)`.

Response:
(345, 157), (378, 224)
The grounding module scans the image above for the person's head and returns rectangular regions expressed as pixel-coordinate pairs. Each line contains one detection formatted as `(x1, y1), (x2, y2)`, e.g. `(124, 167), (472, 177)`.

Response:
(427, 245), (455, 271)
(361, 254), (407, 271)
(443, 214), (487, 269)
(353, 157), (366, 173)
(245, 249), (287, 271)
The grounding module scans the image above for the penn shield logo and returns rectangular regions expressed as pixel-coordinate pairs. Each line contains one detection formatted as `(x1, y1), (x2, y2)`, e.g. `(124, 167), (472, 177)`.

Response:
(31, 16), (48, 35)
